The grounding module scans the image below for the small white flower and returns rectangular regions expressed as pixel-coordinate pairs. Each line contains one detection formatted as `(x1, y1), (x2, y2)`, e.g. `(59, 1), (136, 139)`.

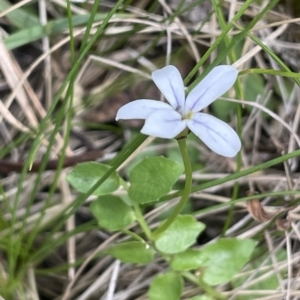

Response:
(116, 65), (241, 157)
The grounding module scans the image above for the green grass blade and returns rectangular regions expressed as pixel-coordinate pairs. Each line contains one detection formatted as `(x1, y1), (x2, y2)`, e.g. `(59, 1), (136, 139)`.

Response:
(4, 13), (132, 49)
(0, 0), (40, 29)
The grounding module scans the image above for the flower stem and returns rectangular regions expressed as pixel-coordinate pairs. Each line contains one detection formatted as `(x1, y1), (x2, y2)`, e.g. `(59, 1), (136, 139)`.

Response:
(153, 137), (192, 238)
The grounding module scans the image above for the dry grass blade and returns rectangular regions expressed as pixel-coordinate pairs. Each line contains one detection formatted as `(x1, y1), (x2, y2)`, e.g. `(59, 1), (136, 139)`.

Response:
(0, 39), (38, 126)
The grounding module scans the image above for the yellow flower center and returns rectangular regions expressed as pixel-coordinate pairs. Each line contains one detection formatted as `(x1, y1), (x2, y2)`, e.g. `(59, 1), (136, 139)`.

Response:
(183, 111), (194, 120)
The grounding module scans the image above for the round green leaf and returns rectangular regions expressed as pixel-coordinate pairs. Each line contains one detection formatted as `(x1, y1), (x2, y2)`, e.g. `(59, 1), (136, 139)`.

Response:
(67, 162), (120, 195)
(155, 215), (205, 254)
(148, 272), (183, 300)
(128, 156), (184, 204)
(103, 241), (154, 264)
(124, 148), (158, 177)
(170, 249), (208, 271)
(90, 195), (135, 231)
(200, 238), (257, 285)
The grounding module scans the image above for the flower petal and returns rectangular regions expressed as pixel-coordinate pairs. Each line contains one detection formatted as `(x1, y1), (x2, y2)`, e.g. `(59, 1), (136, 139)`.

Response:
(152, 65), (185, 111)
(116, 100), (173, 120)
(141, 109), (186, 139)
(187, 113), (241, 157)
(185, 65), (238, 113)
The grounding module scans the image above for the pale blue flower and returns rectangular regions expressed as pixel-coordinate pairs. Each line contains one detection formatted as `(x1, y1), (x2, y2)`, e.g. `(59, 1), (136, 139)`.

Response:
(116, 65), (241, 157)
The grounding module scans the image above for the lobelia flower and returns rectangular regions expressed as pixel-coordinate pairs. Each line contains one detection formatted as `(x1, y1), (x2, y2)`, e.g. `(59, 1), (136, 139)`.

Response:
(116, 65), (241, 157)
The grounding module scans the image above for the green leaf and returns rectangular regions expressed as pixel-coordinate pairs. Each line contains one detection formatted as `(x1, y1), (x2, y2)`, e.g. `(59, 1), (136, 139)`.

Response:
(190, 296), (214, 300)
(200, 238), (257, 285)
(67, 162), (120, 195)
(129, 156), (184, 204)
(155, 215), (205, 254)
(148, 272), (183, 300)
(90, 195), (135, 231)
(232, 248), (286, 300)
(244, 73), (264, 102)
(124, 148), (157, 177)
(244, 73), (276, 119)
(170, 249), (208, 271)
(103, 241), (154, 264)
(212, 99), (237, 122)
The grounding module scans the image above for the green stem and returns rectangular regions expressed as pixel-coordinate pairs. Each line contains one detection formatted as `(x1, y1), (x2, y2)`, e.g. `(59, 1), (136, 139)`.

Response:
(183, 272), (226, 300)
(222, 100), (243, 236)
(122, 229), (146, 244)
(133, 203), (152, 240)
(153, 138), (192, 238)
(120, 178), (153, 240)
